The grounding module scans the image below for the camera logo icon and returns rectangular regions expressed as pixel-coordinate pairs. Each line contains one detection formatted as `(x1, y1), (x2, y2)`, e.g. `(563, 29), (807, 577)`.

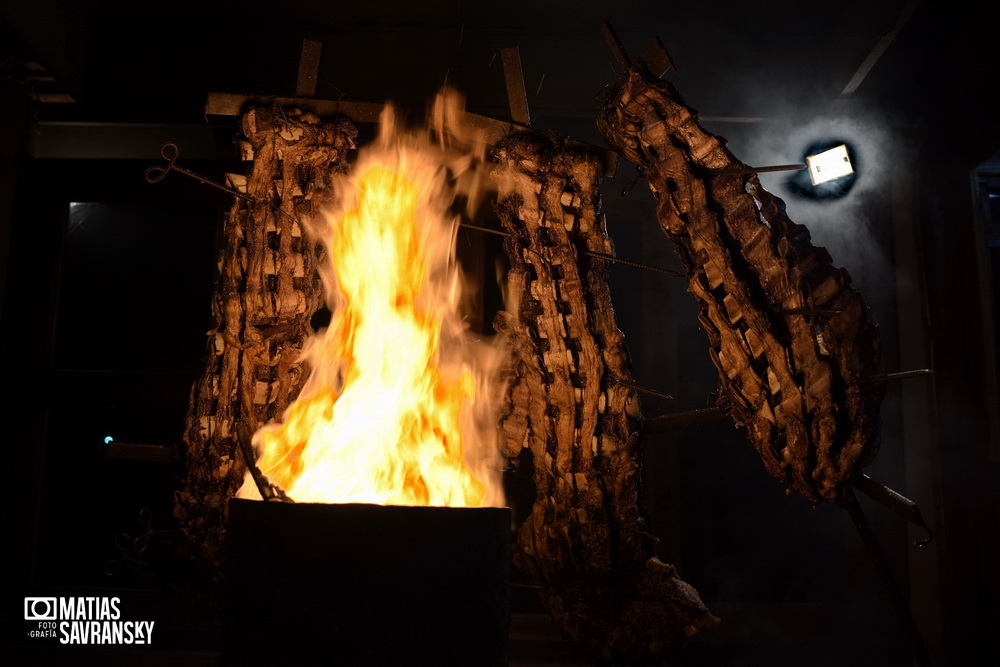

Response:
(24, 597), (57, 621)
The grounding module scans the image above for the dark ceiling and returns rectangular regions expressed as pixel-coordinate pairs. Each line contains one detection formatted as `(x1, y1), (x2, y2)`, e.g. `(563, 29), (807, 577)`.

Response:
(2, 0), (997, 162)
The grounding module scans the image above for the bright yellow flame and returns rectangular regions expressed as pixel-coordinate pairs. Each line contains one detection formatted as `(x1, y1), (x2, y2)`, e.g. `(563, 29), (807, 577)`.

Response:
(237, 99), (503, 508)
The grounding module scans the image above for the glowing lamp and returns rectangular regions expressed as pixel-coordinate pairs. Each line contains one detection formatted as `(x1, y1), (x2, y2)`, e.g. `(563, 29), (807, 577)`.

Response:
(806, 144), (853, 186)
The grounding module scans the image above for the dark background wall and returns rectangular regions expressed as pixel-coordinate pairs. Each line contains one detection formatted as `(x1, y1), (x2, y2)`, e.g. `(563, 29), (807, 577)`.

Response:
(3, 1), (997, 665)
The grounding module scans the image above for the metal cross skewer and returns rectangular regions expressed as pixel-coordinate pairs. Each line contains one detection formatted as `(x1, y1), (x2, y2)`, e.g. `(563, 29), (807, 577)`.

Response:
(618, 380), (673, 400)
(458, 222), (685, 277)
(860, 368), (934, 386)
(712, 163), (807, 176)
(584, 248), (686, 277)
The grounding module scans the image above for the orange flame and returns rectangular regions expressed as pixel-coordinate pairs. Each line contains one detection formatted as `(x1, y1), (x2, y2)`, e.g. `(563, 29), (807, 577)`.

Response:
(237, 95), (504, 507)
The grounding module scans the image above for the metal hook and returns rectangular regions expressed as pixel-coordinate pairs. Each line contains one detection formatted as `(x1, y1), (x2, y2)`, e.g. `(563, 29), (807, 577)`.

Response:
(145, 141), (254, 201)
(105, 531), (147, 576)
(143, 142), (180, 183)
(621, 165), (645, 197)
(132, 506), (162, 554)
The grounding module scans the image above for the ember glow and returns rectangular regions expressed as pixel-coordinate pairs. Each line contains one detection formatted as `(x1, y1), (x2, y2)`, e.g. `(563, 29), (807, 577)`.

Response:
(237, 96), (504, 507)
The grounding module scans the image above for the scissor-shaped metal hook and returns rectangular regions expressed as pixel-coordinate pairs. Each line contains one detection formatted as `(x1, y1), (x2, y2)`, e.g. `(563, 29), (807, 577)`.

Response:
(144, 142), (182, 183)
(104, 532), (146, 576)
(132, 506), (173, 554)
(133, 506), (154, 554)
(103, 506), (173, 576)
(145, 141), (253, 200)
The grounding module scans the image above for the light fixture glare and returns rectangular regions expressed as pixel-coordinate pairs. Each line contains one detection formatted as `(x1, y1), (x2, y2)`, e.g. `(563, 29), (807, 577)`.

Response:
(806, 144), (853, 185)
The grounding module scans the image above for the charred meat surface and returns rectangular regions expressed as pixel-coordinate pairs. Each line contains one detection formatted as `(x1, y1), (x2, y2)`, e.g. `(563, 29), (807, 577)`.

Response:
(598, 69), (883, 504)
(174, 107), (356, 577)
(494, 133), (716, 661)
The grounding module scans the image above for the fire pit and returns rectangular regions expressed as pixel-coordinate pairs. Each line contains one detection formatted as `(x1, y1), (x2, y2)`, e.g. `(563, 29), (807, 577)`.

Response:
(215, 97), (512, 665)
(224, 499), (510, 666)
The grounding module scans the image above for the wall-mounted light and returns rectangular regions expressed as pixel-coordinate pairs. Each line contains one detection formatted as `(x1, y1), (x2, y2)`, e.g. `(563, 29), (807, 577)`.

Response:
(806, 144), (854, 186)
(786, 139), (859, 202)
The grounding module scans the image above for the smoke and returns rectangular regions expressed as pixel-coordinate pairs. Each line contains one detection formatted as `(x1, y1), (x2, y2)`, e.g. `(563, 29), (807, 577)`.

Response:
(721, 106), (907, 296)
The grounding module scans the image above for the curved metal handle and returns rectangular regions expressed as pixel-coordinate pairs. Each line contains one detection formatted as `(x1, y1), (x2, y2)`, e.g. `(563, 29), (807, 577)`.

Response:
(144, 142), (180, 183)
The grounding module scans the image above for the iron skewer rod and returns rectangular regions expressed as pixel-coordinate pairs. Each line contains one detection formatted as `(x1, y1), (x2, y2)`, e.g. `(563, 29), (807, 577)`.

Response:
(459, 223), (685, 277)
(641, 406), (725, 433)
(860, 368), (934, 386)
(618, 380), (673, 401)
(713, 163), (807, 175)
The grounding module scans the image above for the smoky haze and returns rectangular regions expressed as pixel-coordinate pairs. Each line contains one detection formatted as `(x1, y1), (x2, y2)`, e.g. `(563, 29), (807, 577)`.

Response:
(711, 98), (919, 307)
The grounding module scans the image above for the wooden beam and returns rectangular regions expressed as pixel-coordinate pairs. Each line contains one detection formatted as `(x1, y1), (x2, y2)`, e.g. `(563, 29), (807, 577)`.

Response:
(639, 37), (676, 78)
(500, 47), (531, 126)
(601, 21), (631, 70)
(204, 92), (617, 178)
(205, 92), (383, 123)
(295, 38), (323, 97)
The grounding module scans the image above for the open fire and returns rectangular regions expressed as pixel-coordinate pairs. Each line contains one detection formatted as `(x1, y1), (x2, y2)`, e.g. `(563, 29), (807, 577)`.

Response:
(237, 96), (504, 508)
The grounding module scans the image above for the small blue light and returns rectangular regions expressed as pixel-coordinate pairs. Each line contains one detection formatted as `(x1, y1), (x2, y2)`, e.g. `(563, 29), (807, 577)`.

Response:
(104, 436), (114, 444)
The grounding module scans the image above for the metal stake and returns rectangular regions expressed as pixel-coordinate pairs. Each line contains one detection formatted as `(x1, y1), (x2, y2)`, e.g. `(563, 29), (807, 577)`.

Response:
(236, 423), (294, 503)
(843, 488), (934, 667)
(641, 406), (726, 434)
